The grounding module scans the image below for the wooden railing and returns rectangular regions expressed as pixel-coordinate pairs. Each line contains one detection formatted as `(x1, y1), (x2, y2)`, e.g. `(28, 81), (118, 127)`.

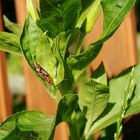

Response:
(0, 1), (138, 139)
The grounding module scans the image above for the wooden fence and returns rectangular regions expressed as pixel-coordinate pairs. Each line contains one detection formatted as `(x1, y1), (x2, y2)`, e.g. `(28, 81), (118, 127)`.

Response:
(0, 1), (138, 139)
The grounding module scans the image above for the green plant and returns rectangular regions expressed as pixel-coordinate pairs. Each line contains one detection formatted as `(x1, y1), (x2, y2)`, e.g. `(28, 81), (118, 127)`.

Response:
(0, 0), (139, 140)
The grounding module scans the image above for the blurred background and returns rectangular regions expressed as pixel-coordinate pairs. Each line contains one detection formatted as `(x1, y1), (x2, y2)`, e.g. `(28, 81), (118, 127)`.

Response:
(0, 0), (140, 140)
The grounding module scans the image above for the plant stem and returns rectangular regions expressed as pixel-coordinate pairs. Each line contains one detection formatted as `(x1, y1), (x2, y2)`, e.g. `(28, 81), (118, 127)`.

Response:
(114, 67), (135, 140)
(84, 120), (93, 140)
(68, 123), (80, 140)
(26, 0), (39, 21)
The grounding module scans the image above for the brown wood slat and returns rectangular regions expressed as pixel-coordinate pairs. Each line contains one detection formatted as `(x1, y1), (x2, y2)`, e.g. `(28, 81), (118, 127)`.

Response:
(0, 2), (12, 121)
(14, 1), (68, 139)
(84, 9), (137, 77)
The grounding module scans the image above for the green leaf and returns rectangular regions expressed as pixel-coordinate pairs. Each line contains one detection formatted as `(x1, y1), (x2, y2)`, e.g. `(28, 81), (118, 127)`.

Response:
(114, 67), (135, 140)
(67, 0), (136, 71)
(101, 0), (136, 37)
(53, 32), (70, 59)
(0, 111), (55, 140)
(67, 42), (103, 70)
(0, 32), (21, 55)
(37, 16), (59, 37)
(80, 0), (94, 10)
(20, 16), (63, 100)
(126, 64), (140, 116)
(91, 62), (107, 85)
(58, 64), (74, 95)
(56, 94), (87, 140)
(76, 0), (101, 33)
(68, 110), (86, 140)
(20, 16), (60, 84)
(56, 94), (78, 124)
(3, 15), (22, 36)
(87, 64), (140, 136)
(67, 42), (103, 84)
(38, 0), (82, 37)
(27, 0), (39, 22)
(78, 80), (109, 138)
(20, 16), (50, 90)
(61, 0), (82, 31)
(39, 0), (49, 18)
(85, 0), (101, 33)
(88, 68), (132, 134)
(35, 33), (64, 86)
(20, 17), (42, 65)
(67, 28), (85, 55)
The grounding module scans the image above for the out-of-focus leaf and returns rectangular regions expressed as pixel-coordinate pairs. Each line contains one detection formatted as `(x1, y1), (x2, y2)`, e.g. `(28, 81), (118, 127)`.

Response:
(0, 111), (55, 140)
(0, 32), (21, 55)
(3, 15), (22, 36)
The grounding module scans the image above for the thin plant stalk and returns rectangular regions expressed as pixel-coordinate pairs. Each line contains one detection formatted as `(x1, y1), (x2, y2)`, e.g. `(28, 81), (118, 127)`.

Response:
(114, 67), (135, 140)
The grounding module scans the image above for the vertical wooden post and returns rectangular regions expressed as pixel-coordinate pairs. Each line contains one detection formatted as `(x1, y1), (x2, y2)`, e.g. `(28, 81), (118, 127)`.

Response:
(14, 1), (68, 139)
(14, 0), (26, 24)
(0, 2), (12, 121)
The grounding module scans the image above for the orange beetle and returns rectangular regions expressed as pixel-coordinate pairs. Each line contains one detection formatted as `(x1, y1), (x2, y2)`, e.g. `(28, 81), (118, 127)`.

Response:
(33, 62), (52, 85)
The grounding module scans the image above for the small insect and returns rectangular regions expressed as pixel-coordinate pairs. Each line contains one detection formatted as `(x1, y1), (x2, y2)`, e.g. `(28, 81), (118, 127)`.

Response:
(33, 62), (52, 85)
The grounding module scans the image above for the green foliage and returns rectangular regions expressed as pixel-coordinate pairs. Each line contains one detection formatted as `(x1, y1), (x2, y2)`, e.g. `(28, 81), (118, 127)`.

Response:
(67, 0), (136, 72)
(76, 0), (101, 33)
(78, 80), (109, 139)
(91, 63), (107, 85)
(21, 17), (65, 86)
(0, 32), (21, 55)
(0, 111), (55, 140)
(0, 0), (139, 140)
(88, 65), (140, 136)
(56, 94), (86, 140)
(39, 0), (82, 37)
(3, 15), (22, 36)
(114, 67), (135, 140)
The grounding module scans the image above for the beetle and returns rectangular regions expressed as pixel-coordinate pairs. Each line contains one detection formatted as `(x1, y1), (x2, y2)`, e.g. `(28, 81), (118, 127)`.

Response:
(33, 62), (52, 85)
